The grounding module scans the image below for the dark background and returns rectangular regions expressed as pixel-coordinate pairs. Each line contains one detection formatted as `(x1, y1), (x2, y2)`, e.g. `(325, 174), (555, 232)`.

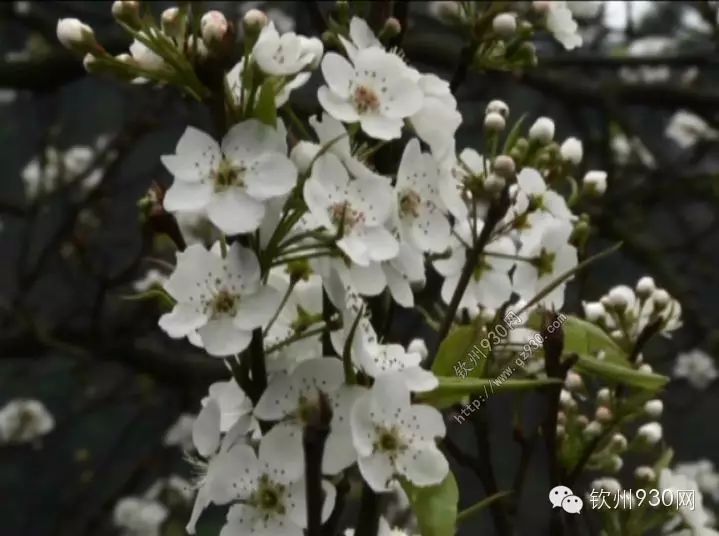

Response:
(1, 1), (718, 535)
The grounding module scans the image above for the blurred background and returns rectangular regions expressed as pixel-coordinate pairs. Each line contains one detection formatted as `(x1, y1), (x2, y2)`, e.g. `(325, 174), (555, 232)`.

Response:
(1, 1), (719, 535)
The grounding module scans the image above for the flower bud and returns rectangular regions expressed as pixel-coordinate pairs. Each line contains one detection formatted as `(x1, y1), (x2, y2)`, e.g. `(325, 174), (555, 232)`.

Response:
(583, 170), (607, 196)
(634, 466), (656, 482)
(115, 52), (133, 64)
(83, 53), (100, 73)
(486, 99), (509, 118)
(556, 424), (565, 438)
(161, 7), (186, 40)
(607, 285), (635, 311)
(595, 406), (613, 424)
(484, 112), (506, 132)
(484, 173), (506, 193)
(597, 387), (611, 405)
(637, 422), (662, 445)
(529, 117), (555, 145)
(575, 415), (589, 427)
(243, 8), (269, 33)
(493, 155), (515, 178)
(532, 0), (552, 15)
(652, 289), (670, 308)
(111, 1), (141, 29)
(564, 371), (584, 392)
(201, 10), (230, 50)
(492, 13), (517, 38)
(590, 477), (621, 495)
(559, 389), (573, 407)
(610, 433), (628, 451)
(381, 17), (402, 39)
(557, 411), (566, 425)
(636, 276), (656, 298)
(57, 18), (99, 55)
(560, 137), (583, 164)
(644, 399), (663, 419)
(290, 141), (320, 174)
(608, 455), (623, 473)
(407, 338), (428, 360)
(638, 363), (653, 374)
(583, 301), (606, 322)
(583, 420), (603, 439)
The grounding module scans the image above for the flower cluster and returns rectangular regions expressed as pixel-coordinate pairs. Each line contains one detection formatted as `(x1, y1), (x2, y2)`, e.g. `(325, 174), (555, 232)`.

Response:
(57, 2), (695, 536)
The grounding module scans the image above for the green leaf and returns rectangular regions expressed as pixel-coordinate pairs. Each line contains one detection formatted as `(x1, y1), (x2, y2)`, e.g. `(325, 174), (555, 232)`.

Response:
(573, 354), (669, 391)
(562, 315), (627, 365)
(403, 472), (459, 536)
(457, 490), (512, 525)
(253, 79), (277, 126)
(431, 325), (477, 377)
(418, 376), (562, 408)
(502, 113), (527, 153)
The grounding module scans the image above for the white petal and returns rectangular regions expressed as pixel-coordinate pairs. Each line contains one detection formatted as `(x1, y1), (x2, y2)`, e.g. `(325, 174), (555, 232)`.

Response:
(411, 205), (450, 253)
(318, 86), (360, 123)
(384, 265), (414, 307)
(163, 180), (213, 212)
(349, 17), (381, 49)
(321, 53), (354, 99)
(337, 234), (371, 266)
(358, 453), (395, 492)
(234, 286), (282, 330)
(198, 317), (252, 357)
(359, 113), (403, 141)
(358, 226), (399, 263)
(255, 372), (295, 420)
(382, 77), (424, 119)
(159, 304), (209, 339)
(396, 445), (449, 487)
(186, 488), (210, 535)
(207, 443), (260, 503)
(293, 357), (345, 398)
(410, 404), (447, 439)
(323, 428), (358, 475)
(224, 243), (261, 292)
(392, 367), (439, 393)
(244, 153), (297, 200)
(164, 244), (222, 302)
(162, 126), (221, 182)
(349, 262), (387, 296)
(193, 398), (221, 457)
(207, 188), (266, 235)
(260, 423), (305, 482)
(350, 392), (377, 456)
(517, 167), (546, 195)
(222, 119), (287, 160)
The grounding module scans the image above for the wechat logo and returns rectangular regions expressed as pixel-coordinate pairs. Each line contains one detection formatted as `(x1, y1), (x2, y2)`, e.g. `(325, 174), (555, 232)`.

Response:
(549, 485), (584, 514)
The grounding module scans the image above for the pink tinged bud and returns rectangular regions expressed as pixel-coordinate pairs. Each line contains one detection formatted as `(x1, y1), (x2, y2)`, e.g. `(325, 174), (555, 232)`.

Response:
(595, 406), (612, 424)
(201, 10), (229, 46)
(111, 1), (140, 28)
(161, 7), (185, 39)
(564, 371), (583, 391)
(382, 17), (402, 38)
(243, 8), (269, 32)
(57, 18), (98, 54)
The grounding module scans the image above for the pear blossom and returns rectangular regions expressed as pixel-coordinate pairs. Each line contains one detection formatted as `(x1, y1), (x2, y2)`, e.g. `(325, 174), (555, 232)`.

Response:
(252, 21), (323, 76)
(660, 468), (716, 534)
(318, 47), (423, 140)
(161, 120), (296, 235)
(394, 139), (450, 253)
(186, 400), (254, 534)
(159, 243), (280, 357)
(543, 1), (582, 50)
(513, 218), (577, 308)
(675, 460), (719, 502)
(303, 153), (398, 266)
(434, 220), (517, 314)
(0, 398), (54, 444)
(350, 375), (448, 491)
(438, 147), (488, 221)
(254, 357), (365, 474)
(219, 432), (336, 536)
(510, 167), (573, 230)
(337, 17), (382, 61)
(673, 349), (718, 390)
(227, 59), (309, 109)
(202, 379), (255, 433)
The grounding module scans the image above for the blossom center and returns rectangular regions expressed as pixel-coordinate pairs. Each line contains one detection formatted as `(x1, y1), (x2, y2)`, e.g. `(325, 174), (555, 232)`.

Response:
(330, 201), (364, 232)
(375, 426), (405, 454)
(353, 85), (380, 114)
(252, 476), (286, 515)
(399, 189), (421, 218)
(534, 248), (556, 277)
(214, 159), (246, 192)
(211, 289), (238, 316)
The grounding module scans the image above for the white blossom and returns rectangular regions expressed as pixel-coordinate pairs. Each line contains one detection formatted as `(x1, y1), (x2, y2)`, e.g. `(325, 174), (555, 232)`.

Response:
(560, 136), (583, 164)
(0, 398), (54, 444)
(161, 120), (296, 235)
(350, 375), (448, 491)
(674, 349), (718, 390)
(660, 468), (716, 534)
(253, 21), (323, 76)
(303, 153), (398, 265)
(113, 496), (168, 536)
(227, 58), (310, 109)
(544, 1), (582, 50)
(159, 243), (280, 357)
(318, 47), (423, 140)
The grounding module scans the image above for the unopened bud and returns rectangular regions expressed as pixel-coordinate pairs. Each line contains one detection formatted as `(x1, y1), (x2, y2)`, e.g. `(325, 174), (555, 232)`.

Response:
(493, 155), (515, 177)
(243, 8), (268, 33)
(560, 137), (583, 164)
(83, 53), (100, 73)
(638, 363), (653, 374)
(607, 285), (635, 311)
(484, 173), (506, 193)
(610, 433), (628, 451)
(583, 170), (607, 196)
(492, 13), (517, 38)
(635, 466), (656, 481)
(565, 371), (584, 392)
(484, 112), (506, 132)
(201, 10), (230, 49)
(533, 1), (552, 15)
(583, 301), (606, 323)
(161, 7), (186, 40)
(597, 387), (611, 406)
(529, 117), (555, 145)
(557, 411), (566, 425)
(583, 420), (603, 438)
(57, 18), (99, 55)
(637, 422), (662, 445)
(408, 338), (428, 360)
(595, 406), (613, 424)
(575, 415), (589, 427)
(381, 17), (402, 39)
(608, 454), (623, 473)
(644, 399), (663, 419)
(652, 289), (670, 308)
(111, 1), (141, 29)
(556, 424), (565, 438)
(636, 276), (656, 298)
(486, 99), (509, 118)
